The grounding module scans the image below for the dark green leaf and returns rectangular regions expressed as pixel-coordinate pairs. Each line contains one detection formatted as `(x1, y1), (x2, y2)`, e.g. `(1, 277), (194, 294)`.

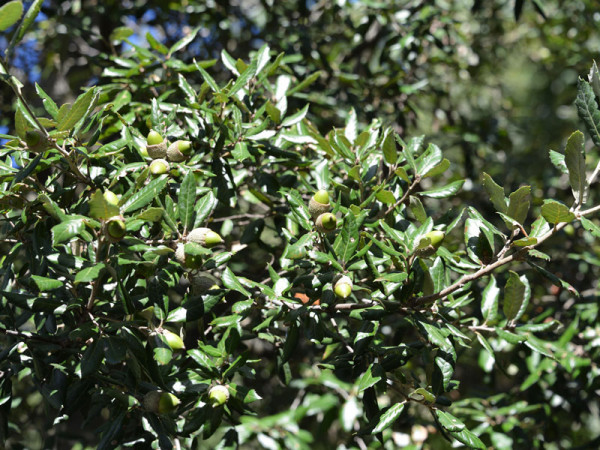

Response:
(506, 186), (530, 225)
(178, 170), (196, 232)
(564, 130), (587, 205)
(372, 403), (405, 434)
(503, 271), (527, 322)
(575, 78), (600, 147)
(541, 200), (575, 224)
(122, 176), (168, 213)
(482, 172), (507, 214)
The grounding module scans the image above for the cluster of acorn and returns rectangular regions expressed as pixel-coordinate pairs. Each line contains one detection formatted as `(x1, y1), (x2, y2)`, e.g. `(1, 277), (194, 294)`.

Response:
(145, 130), (193, 175)
(308, 190), (353, 299)
(143, 384), (229, 415)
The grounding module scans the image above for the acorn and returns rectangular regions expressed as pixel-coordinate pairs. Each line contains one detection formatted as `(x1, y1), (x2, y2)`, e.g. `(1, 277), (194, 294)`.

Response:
(160, 329), (185, 351)
(175, 243), (203, 269)
(146, 130), (167, 159)
(415, 230), (445, 257)
(315, 213), (337, 233)
(105, 216), (126, 242)
(167, 140), (192, 162)
(187, 227), (223, 248)
(208, 385), (230, 408)
(308, 190), (331, 219)
(143, 391), (180, 414)
(334, 275), (353, 299)
(149, 158), (170, 175)
(25, 130), (49, 153)
(190, 271), (220, 295)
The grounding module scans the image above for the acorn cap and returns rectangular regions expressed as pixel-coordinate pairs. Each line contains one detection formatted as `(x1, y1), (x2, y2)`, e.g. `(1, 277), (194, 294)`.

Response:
(208, 385), (230, 407)
(149, 159), (170, 175)
(309, 190), (331, 219)
(167, 140), (192, 162)
(315, 213), (337, 233)
(334, 275), (353, 298)
(187, 228), (223, 248)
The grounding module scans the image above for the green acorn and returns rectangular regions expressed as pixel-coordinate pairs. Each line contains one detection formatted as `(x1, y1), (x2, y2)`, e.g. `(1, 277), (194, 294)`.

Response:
(187, 227), (223, 248)
(25, 130), (49, 153)
(315, 213), (337, 233)
(160, 329), (185, 351)
(143, 391), (180, 414)
(149, 158), (170, 175)
(190, 271), (220, 295)
(174, 243), (203, 269)
(308, 190), (331, 219)
(426, 230), (445, 249)
(334, 275), (353, 299)
(415, 230), (445, 257)
(208, 385), (230, 408)
(167, 140), (192, 162)
(146, 130), (168, 159)
(105, 216), (126, 242)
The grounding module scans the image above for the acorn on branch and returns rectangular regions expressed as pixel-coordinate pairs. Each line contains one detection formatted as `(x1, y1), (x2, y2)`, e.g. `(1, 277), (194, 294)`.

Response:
(315, 212), (337, 233)
(25, 130), (49, 153)
(415, 230), (445, 257)
(334, 275), (353, 299)
(143, 391), (180, 414)
(308, 190), (331, 219)
(149, 158), (170, 175)
(187, 227), (223, 248)
(208, 385), (230, 408)
(167, 140), (192, 162)
(104, 216), (126, 242)
(146, 130), (168, 159)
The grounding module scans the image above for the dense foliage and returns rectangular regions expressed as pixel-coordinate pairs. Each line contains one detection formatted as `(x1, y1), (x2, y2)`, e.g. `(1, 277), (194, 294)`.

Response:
(1, 1), (600, 449)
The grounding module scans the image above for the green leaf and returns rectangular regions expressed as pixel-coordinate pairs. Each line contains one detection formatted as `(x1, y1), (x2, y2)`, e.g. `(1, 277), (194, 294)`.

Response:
(580, 216), (600, 238)
(506, 185), (530, 225)
(541, 199), (575, 224)
(481, 276), (499, 323)
(382, 131), (397, 165)
(415, 143), (442, 177)
(503, 271), (527, 322)
(435, 357), (454, 391)
(0, 1), (23, 31)
(122, 176), (168, 213)
(51, 219), (85, 245)
(194, 190), (218, 228)
(285, 189), (312, 231)
(281, 104), (309, 127)
(10, 0), (42, 51)
(194, 60), (220, 92)
(75, 264), (106, 284)
(109, 26), (133, 43)
(420, 180), (464, 198)
(575, 78), (600, 147)
(449, 428), (486, 449)
(372, 403), (405, 434)
(168, 27), (199, 56)
(35, 83), (59, 119)
(333, 213), (359, 264)
(146, 31), (168, 54)
(287, 70), (322, 96)
(178, 171), (196, 232)
(57, 87), (97, 132)
(136, 207), (164, 222)
(31, 275), (63, 291)
(89, 190), (120, 220)
(375, 189), (395, 205)
(482, 172), (507, 214)
(229, 57), (257, 96)
(357, 364), (382, 392)
(549, 149), (568, 174)
(527, 260), (579, 297)
(222, 267), (251, 297)
(564, 130), (587, 205)
(436, 410), (465, 432)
